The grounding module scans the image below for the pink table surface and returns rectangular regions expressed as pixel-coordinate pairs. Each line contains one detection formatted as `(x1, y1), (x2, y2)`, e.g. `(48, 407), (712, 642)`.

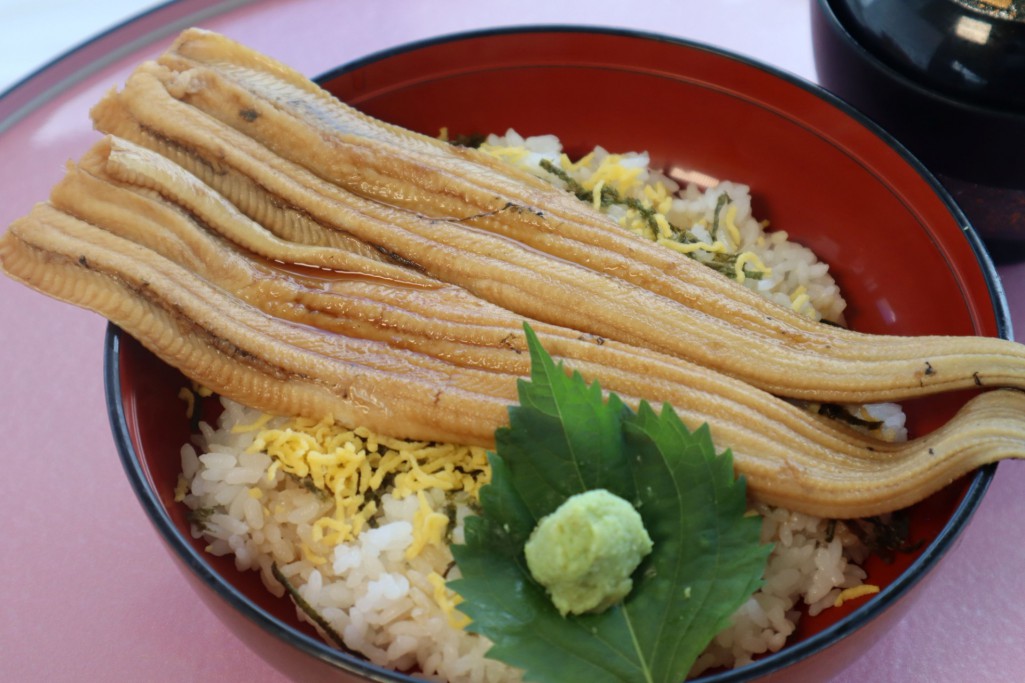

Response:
(1, 1), (1023, 681)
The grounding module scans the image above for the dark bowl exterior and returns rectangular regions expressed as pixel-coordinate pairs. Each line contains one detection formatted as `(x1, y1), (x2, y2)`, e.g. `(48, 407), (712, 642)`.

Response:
(828, 0), (1025, 110)
(812, 0), (1025, 245)
(107, 26), (1006, 683)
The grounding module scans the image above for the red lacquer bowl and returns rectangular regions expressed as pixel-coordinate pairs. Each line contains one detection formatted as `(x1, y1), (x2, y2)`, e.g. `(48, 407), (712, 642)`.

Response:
(107, 27), (1007, 683)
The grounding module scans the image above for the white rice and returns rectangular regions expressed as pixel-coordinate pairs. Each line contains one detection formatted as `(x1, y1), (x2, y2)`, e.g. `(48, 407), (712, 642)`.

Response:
(178, 134), (907, 681)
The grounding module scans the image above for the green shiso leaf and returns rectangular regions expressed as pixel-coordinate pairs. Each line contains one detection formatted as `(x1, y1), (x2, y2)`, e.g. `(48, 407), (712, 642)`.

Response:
(450, 323), (771, 683)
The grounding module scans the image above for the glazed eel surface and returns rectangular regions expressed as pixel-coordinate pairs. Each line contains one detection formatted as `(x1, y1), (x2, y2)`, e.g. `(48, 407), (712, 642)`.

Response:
(1, 29), (1024, 518)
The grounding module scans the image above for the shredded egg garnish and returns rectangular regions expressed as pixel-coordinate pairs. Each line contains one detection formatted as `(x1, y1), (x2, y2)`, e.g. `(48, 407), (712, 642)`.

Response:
(833, 584), (880, 608)
(790, 285), (812, 315)
(428, 571), (472, 629)
(176, 399), (486, 631)
(208, 412), (489, 630)
(246, 414), (490, 559)
(406, 490), (450, 560)
(733, 252), (771, 284)
(173, 474), (189, 503)
(177, 387), (195, 420)
(723, 203), (743, 246)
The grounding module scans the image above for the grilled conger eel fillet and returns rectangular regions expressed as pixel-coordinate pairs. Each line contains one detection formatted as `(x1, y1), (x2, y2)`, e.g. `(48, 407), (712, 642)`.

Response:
(1, 28), (1023, 518)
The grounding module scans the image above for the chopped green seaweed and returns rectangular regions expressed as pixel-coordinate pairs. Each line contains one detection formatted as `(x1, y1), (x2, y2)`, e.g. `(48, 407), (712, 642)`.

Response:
(271, 563), (346, 649)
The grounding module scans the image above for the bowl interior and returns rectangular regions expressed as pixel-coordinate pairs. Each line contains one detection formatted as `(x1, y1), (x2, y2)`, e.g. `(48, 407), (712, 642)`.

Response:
(110, 28), (1004, 682)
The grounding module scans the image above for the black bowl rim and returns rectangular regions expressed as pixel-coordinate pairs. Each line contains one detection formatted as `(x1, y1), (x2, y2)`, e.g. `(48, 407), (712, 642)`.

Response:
(816, 0), (1025, 120)
(105, 24), (1005, 683)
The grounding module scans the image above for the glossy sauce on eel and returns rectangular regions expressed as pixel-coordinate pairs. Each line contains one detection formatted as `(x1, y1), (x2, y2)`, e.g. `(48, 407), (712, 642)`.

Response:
(2, 29), (1025, 519)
